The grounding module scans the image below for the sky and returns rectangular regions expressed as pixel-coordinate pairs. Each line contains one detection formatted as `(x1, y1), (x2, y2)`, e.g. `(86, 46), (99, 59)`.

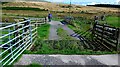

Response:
(46, 0), (120, 5)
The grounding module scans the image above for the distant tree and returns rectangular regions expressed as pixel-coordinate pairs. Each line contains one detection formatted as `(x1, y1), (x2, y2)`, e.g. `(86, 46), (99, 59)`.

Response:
(87, 4), (120, 8)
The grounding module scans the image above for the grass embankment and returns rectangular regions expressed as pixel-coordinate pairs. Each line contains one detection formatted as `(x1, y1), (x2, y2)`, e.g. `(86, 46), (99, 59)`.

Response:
(57, 27), (75, 40)
(67, 16), (119, 53)
(37, 24), (50, 40)
(68, 19), (92, 39)
(68, 16), (120, 39)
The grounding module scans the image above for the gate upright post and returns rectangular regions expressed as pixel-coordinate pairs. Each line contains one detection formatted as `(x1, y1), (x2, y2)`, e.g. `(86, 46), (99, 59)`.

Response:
(29, 20), (32, 44)
(117, 28), (120, 52)
(8, 28), (13, 60)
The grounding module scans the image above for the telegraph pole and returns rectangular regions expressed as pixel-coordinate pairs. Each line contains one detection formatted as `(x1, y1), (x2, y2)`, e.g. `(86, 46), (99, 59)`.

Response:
(69, 0), (71, 18)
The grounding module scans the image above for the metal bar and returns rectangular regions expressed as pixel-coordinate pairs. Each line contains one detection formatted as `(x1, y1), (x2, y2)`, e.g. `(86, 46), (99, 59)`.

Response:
(3, 40), (31, 65)
(0, 20), (28, 30)
(8, 42), (31, 65)
(8, 28), (13, 61)
(29, 22), (32, 46)
(1, 19), (38, 66)
(0, 25), (30, 39)
(0, 36), (30, 63)
(32, 32), (37, 37)
(0, 29), (29, 48)
(31, 28), (37, 32)
(0, 34), (28, 56)
(32, 35), (37, 40)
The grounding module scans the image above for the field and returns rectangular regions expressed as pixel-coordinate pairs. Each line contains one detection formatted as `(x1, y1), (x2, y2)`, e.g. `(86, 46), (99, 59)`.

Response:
(2, 2), (119, 21)
(100, 16), (120, 27)
(1, 2), (120, 55)
(2, 2), (119, 12)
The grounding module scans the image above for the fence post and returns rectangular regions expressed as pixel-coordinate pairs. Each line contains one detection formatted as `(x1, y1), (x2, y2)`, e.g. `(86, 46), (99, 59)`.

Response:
(92, 22), (97, 41)
(13, 25), (16, 44)
(117, 28), (120, 52)
(22, 24), (24, 43)
(29, 20), (32, 44)
(36, 20), (38, 36)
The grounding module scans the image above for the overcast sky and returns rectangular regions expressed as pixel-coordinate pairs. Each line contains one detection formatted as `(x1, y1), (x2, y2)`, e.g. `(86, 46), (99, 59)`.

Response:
(46, 0), (120, 5)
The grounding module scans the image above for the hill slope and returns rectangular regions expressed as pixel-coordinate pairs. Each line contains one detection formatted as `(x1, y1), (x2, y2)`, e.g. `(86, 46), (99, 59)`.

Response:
(2, 2), (119, 13)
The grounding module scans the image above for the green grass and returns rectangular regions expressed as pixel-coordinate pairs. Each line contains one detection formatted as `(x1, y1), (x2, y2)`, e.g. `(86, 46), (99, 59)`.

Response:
(37, 24), (50, 40)
(26, 63), (42, 67)
(57, 27), (75, 40)
(52, 18), (63, 21)
(24, 37), (117, 55)
(12, 54), (23, 64)
(100, 16), (120, 27)
(24, 16), (118, 55)
(68, 20), (92, 39)
(4, 62), (42, 67)
(23, 18), (118, 55)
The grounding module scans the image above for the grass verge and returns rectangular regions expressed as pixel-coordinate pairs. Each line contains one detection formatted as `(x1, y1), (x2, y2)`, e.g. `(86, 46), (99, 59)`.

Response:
(57, 27), (75, 40)
(37, 24), (50, 40)
(26, 63), (42, 67)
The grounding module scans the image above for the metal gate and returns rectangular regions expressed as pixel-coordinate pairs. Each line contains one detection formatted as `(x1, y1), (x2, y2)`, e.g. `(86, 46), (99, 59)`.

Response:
(0, 18), (38, 66)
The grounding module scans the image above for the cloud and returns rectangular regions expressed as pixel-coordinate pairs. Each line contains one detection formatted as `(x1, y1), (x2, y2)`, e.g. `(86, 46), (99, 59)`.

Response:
(116, 0), (120, 4)
(87, 2), (99, 5)
(47, 0), (64, 2)
(116, 0), (120, 2)
(87, 2), (115, 5)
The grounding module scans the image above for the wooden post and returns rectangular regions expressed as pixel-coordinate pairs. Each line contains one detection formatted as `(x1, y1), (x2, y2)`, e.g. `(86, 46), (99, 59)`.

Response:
(116, 28), (120, 52)
(102, 24), (105, 43)
(92, 22), (97, 41)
